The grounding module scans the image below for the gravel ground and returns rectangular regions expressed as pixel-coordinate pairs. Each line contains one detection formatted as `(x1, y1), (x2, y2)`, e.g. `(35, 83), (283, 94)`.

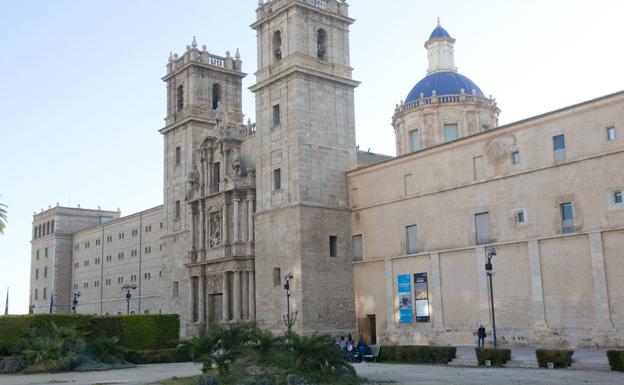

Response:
(355, 363), (623, 385)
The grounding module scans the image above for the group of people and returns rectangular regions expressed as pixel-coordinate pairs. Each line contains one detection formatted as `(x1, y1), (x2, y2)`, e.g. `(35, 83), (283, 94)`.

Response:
(337, 334), (369, 363)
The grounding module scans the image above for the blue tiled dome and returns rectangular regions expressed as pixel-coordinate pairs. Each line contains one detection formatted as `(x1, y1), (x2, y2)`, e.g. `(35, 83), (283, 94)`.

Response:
(405, 71), (484, 103)
(429, 25), (451, 40)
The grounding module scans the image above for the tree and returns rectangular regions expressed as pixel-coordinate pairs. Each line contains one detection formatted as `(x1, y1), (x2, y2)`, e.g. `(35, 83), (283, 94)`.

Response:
(0, 202), (7, 235)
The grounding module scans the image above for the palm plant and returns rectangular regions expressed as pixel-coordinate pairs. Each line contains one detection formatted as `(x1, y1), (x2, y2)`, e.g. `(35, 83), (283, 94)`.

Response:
(88, 336), (127, 363)
(290, 334), (353, 374)
(178, 327), (219, 363)
(0, 202), (7, 235)
(23, 324), (86, 372)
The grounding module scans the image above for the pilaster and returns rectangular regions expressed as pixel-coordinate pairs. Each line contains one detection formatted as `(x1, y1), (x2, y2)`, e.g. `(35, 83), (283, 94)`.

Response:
(430, 252), (445, 331)
(528, 240), (547, 329)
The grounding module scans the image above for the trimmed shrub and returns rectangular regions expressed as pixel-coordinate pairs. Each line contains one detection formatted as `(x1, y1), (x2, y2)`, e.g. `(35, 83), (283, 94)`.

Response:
(118, 314), (180, 351)
(607, 350), (624, 372)
(379, 345), (456, 364)
(0, 314), (179, 356)
(535, 349), (574, 368)
(125, 348), (190, 364)
(475, 348), (511, 367)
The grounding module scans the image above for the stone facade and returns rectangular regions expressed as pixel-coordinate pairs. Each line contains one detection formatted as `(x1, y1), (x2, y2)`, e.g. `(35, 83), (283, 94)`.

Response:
(349, 91), (624, 347)
(28, 1), (624, 348)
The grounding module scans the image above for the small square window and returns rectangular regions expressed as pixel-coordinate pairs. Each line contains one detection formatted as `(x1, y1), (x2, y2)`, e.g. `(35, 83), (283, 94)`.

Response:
(615, 191), (623, 204)
(512, 151), (520, 165)
(329, 235), (338, 257)
(607, 127), (616, 141)
(516, 211), (526, 224)
(444, 123), (458, 142)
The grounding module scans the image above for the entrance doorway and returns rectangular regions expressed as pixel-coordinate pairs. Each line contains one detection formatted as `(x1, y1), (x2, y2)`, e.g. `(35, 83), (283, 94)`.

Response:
(209, 294), (223, 324)
(357, 314), (377, 345)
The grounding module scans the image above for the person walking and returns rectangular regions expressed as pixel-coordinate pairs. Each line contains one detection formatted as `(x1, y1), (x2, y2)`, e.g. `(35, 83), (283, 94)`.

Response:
(477, 324), (487, 348)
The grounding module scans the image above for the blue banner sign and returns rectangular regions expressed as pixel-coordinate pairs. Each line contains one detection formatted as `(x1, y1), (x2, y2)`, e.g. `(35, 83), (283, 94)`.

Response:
(397, 274), (413, 323)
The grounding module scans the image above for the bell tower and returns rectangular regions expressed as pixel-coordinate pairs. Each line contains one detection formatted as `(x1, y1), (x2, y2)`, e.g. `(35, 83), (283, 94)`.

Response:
(251, 0), (358, 335)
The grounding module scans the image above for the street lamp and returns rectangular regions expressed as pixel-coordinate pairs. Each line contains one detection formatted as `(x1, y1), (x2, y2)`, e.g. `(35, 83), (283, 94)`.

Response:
(71, 291), (81, 313)
(485, 246), (497, 348)
(121, 283), (137, 314)
(282, 272), (297, 334)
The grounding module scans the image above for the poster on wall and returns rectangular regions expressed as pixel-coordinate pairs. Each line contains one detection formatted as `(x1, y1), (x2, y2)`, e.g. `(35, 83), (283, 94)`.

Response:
(397, 274), (413, 323)
(414, 273), (430, 323)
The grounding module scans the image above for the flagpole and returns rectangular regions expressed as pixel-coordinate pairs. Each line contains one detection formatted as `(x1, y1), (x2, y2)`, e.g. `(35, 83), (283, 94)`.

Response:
(4, 287), (8, 315)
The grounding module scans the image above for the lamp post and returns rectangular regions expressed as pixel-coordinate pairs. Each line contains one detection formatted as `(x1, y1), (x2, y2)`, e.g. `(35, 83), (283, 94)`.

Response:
(282, 272), (297, 334)
(485, 247), (497, 348)
(121, 283), (137, 314)
(71, 291), (81, 313)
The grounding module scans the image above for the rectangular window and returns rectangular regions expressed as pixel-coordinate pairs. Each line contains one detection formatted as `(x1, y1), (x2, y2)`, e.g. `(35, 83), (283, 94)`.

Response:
(615, 191), (623, 204)
(553, 134), (566, 163)
(43, 287), (47, 300)
(475, 212), (491, 245)
(175, 200), (181, 219)
(36, 250), (39, 259)
(35, 289), (38, 300)
(175, 146), (181, 166)
(607, 126), (616, 141)
(409, 130), (421, 152)
(561, 202), (574, 234)
(273, 268), (281, 287)
(352, 235), (363, 261)
(329, 235), (338, 257)
(45, 247), (48, 257)
(44, 266), (47, 278)
(173, 281), (179, 297)
(512, 151), (520, 165)
(405, 225), (418, 254)
(481, 124), (490, 132)
(273, 168), (282, 191)
(35, 269), (39, 280)
(443, 123), (458, 142)
(516, 211), (526, 224)
(273, 104), (281, 126)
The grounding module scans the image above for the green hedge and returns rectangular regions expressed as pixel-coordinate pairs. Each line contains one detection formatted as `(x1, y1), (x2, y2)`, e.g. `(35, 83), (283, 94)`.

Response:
(379, 345), (456, 364)
(0, 314), (180, 354)
(607, 350), (624, 372)
(125, 348), (191, 364)
(535, 349), (574, 368)
(475, 348), (511, 367)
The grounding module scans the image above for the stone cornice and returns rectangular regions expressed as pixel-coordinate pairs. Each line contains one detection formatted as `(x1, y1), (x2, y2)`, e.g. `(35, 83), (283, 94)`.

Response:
(250, 62), (359, 92)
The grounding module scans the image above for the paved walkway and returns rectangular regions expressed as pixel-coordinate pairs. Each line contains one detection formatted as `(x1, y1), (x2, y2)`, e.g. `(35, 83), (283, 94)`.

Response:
(450, 346), (610, 370)
(355, 363), (623, 385)
(0, 362), (202, 385)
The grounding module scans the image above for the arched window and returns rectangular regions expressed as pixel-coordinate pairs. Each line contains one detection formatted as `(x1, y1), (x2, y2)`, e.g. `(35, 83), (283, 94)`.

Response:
(273, 31), (282, 60)
(144, 309), (150, 314)
(317, 29), (328, 60)
(212, 83), (222, 110)
(177, 85), (184, 112)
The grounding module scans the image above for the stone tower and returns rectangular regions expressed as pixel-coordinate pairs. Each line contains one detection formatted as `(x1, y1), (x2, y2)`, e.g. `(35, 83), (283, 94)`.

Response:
(393, 21), (500, 155)
(251, 0), (358, 335)
(159, 39), (248, 326)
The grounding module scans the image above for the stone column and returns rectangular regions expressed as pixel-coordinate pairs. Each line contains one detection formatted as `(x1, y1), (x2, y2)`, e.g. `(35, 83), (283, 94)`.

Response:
(189, 276), (196, 324)
(233, 199), (240, 243)
(242, 271), (249, 320)
(199, 275), (206, 324)
(249, 271), (256, 320)
(475, 247), (491, 327)
(199, 204), (205, 250)
(233, 271), (241, 321)
(430, 252), (445, 331)
(589, 231), (614, 330)
(384, 259), (395, 331)
(528, 240), (547, 329)
(222, 202), (229, 244)
(247, 198), (254, 242)
(222, 272), (230, 322)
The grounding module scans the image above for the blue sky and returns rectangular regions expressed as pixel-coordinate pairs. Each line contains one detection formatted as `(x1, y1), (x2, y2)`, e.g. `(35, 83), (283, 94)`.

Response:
(1, 0), (623, 313)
